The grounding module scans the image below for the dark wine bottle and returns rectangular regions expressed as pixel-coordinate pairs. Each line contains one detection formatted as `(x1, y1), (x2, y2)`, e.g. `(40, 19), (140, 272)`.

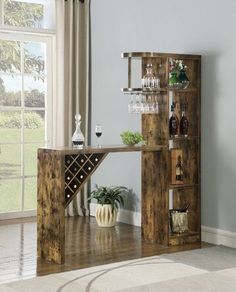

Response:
(175, 155), (183, 181)
(169, 103), (179, 137)
(180, 103), (189, 137)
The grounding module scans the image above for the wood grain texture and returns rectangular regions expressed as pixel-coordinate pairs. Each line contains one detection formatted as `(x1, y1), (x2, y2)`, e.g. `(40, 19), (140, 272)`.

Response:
(141, 149), (169, 244)
(169, 232), (200, 246)
(37, 149), (65, 264)
(38, 145), (165, 154)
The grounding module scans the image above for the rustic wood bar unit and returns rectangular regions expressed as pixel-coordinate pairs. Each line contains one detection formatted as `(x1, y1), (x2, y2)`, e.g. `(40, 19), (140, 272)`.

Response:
(37, 145), (167, 264)
(37, 51), (201, 265)
(122, 52), (201, 246)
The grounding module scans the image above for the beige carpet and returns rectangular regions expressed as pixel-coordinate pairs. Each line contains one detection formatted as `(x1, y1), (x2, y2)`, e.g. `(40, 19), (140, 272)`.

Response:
(1, 246), (236, 292)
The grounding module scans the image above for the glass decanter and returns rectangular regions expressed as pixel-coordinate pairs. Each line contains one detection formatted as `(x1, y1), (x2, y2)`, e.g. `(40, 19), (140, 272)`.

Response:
(142, 64), (160, 90)
(72, 113), (85, 148)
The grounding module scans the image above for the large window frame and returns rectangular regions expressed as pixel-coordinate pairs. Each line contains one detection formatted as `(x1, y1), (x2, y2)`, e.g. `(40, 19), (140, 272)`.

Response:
(0, 24), (55, 220)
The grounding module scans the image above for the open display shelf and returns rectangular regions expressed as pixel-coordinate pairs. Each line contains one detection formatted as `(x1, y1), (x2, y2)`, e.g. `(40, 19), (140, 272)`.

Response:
(122, 52), (201, 246)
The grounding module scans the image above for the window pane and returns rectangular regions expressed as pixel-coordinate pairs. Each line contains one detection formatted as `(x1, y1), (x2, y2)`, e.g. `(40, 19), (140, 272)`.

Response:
(24, 110), (45, 142)
(0, 111), (21, 142)
(24, 177), (36, 210)
(0, 144), (21, 178)
(3, 0), (55, 29)
(23, 42), (45, 75)
(4, 0), (44, 28)
(0, 40), (21, 74)
(0, 179), (21, 213)
(24, 143), (43, 176)
(0, 75), (21, 107)
(24, 76), (45, 108)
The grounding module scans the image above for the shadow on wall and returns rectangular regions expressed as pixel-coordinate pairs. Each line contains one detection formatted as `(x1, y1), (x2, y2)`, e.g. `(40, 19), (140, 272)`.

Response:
(123, 189), (140, 212)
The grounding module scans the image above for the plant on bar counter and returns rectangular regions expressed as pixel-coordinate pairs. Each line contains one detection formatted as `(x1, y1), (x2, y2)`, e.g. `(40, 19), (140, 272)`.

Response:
(120, 131), (145, 146)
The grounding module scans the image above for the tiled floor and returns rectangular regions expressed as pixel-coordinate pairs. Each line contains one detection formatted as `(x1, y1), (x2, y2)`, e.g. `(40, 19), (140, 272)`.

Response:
(0, 219), (36, 284)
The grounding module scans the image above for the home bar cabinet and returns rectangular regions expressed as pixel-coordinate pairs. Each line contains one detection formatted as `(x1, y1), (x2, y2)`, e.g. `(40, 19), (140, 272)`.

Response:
(37, 52), (201, 264)
(122, 52), (201, 246)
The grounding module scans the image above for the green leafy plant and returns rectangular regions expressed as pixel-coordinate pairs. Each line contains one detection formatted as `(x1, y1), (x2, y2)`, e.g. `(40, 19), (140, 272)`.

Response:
(121, 131), (145, 146)
(88, 185), (129, 213)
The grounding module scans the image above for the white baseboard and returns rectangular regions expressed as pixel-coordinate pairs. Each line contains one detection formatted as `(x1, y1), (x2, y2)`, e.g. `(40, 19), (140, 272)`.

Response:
(90, 203), (141, 227)
(202, 225), (236, 248)
(0, 210), (36, 221)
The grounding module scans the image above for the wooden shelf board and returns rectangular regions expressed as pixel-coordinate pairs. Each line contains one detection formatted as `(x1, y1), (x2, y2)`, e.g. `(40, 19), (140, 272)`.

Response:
(121, 88), (165, 94)
(170, 231), (199, 239)
(169, 136), (199, 141)
(39, 144), (167, 155)
(169, 184), (199, 190)
(122, 87), (198, 95)
(169, 231), (200, 246)
(121, 52), (201, 60)
(168, 87), (198, 93)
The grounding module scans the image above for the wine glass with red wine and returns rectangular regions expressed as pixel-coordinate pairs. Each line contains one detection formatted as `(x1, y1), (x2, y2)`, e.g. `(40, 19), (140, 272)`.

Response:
(95, 124), (102, 147)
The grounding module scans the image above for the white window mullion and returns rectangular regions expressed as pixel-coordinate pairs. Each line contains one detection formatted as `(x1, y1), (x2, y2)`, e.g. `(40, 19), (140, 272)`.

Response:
(0, 1), (4, 26)
(20, 42), (25, 212)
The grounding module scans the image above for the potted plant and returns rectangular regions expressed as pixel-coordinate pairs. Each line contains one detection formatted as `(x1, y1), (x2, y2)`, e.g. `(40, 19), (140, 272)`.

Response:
(88, 185), (129, 227)
(121, 131), (145, 146)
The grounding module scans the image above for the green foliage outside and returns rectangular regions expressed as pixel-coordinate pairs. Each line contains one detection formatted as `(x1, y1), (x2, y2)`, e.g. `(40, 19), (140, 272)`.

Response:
(0, 127), (44, 213)
(4, 0), (43, 29)
(0, 112), (43, 129)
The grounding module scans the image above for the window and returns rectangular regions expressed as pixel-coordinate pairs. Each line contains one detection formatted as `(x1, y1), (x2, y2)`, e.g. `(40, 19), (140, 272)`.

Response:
(0, 0), (55, 30)
(0, 0), (54, 217)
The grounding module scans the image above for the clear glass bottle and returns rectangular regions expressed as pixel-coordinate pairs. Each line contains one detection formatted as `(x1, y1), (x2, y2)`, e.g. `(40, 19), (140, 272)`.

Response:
(142, 64), (160, 90)
(72, 113), (85, 148)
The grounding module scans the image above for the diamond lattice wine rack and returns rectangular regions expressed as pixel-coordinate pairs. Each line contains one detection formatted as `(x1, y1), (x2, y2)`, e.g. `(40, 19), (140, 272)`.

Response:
(64, 153), (106, 204)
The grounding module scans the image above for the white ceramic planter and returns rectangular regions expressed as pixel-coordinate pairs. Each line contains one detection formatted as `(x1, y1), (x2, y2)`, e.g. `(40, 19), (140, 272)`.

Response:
(95, 204), (118, 227)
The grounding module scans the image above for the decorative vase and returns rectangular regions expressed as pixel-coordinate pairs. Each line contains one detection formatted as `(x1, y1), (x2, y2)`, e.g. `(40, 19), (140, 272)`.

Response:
(95, 204), (118, 227)
(178, 70), (190, 89)
(168, 72), (182, 89)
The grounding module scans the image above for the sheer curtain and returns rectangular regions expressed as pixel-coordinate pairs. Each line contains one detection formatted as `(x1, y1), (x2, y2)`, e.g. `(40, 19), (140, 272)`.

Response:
(54, 0), (91, 216)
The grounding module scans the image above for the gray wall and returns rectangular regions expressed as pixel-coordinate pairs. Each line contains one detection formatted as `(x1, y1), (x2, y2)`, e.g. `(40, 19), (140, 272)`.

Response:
(91, 0), (236, 232)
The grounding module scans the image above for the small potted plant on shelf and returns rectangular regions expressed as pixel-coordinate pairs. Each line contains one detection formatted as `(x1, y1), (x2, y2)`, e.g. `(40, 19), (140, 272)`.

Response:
(88, 185), (129, 227)
(120, 131), (145, 146)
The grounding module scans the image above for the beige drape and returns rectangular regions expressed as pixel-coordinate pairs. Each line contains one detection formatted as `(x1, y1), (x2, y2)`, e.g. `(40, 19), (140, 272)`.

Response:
(55, 0), (91, 216)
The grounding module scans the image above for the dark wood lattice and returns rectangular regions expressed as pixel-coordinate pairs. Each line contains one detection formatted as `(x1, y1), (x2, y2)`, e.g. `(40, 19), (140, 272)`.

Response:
(64, 153), (106, 205)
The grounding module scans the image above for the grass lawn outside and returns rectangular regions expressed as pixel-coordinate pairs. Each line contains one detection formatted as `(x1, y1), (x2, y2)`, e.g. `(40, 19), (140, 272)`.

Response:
(0, 127), (45, 213)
